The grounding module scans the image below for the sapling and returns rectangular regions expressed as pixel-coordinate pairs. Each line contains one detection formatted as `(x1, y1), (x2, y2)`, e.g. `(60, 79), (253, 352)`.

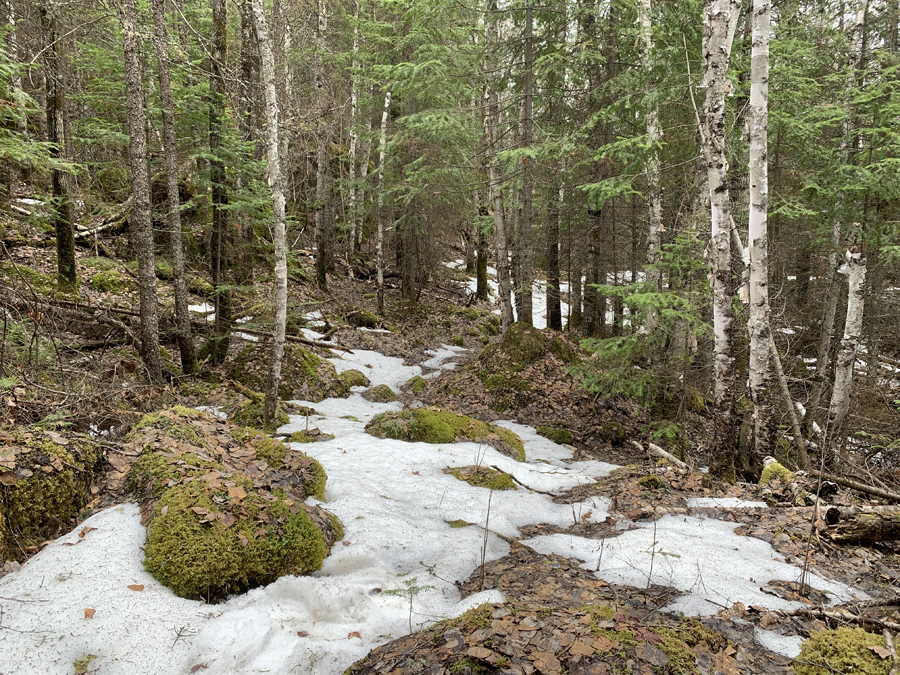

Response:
(384, 574), (435, 633)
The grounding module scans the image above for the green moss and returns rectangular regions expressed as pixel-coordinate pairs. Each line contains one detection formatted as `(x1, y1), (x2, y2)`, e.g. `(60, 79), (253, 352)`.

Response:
(759, 459), (795, 486)
(252, 434), (287, 466)
(287, 430), (317, 443)
(187, 275), (214, 297)
(365, 408), (525, 461)
(347, 310), (380, 329)
(73, 654), (98, 675)
(447, 466), (517, 491)
(795, 628), (889, 675)
(536, 426), (574, 445)
(449, 657), (488, 675)
(0, 432), (104, 561)
(89, 269), (131, 293)
(155, 259), (173, 280)
(132, 406), (210, 446)
(340, 369), (370, 388)
(451, 336), (465, 347)
(228, 344), (346, 402)
(81, 256), (118, 271)
(598, 421), (626, 446)
(447, 519), (471, 528)
(368, 384), (396, 402)
(482, 372), (532, 392)
(340, 415), (360, 422)
(143, 481), (327, 600)
(638, 474), (667, 490)
(409, 376), (428, 395)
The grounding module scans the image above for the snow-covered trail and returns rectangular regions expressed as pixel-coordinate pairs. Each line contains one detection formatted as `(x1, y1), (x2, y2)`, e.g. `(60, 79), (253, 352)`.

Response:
(0, 343), (866, 674)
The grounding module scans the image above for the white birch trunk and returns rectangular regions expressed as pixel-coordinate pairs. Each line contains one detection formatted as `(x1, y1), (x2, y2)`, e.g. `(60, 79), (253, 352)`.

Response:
(375, 89), (391, 315)
(825, 258), (866, 460)
(701, 0), (741, 479)
(347, 0), (360, 254)
(5, 0), (27, 139)
(807, 0), (869, 429)
(251, 0), (288, 424)
(485, 88), (514, 331)
(637, 0), (663, 326)
(747, 0), (773, 456)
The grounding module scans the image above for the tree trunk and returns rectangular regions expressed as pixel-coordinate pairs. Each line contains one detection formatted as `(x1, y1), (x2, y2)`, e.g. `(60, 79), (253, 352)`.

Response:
(375, 89), (391, 315)
(747, 0), (773, 458)
(546, 177), (563, 331)
(637, 0), (663, 331)
(208, 0), (232, 364)
(250, 0), (287, 425)
(807, 0), (869, 431)
(119, 0), (163, 383)
(236, 0), (261, 285)
(347, 0), (361, 255)
(314, 0), (332, 292)
(701, 0), (741, 481)
(824, 256), (866, 461)
(151, 0), (195, 375)
(516, 1), (534, 326)
(5, 0), (27, 143)
(40, 3), (75, 291)
(828, 511), (900, 545)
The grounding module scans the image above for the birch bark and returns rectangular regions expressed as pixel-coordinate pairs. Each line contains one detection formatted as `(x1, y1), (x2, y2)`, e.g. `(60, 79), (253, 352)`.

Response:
(375, 89), (391, 315)
(701, 0), (741, 479)
(747, 0), (773, 456)
(250, 0), (288, 424)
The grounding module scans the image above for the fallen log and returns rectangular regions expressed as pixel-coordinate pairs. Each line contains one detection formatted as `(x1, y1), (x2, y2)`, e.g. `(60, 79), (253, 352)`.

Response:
(827, 511), (900, 544)
(809, 469), (900, 503)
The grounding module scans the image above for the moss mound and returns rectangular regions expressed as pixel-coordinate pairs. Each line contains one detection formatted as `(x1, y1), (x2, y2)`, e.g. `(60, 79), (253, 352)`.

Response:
(535, 426), (574, 445)
(445, 465), (517, 491)
(227, 343), (348, 402)
(126, 407), (338, 601)
(340, 369), (370, 388)
(227, 397), (290, 433)
(347, 310), (380, 329)
(795, 627), (889, 675)
(89, 269), (132, 293)
(0, 429), (104, 561)
(365, 384), (396, 402)
(759, 458), (796, 486)
(408, 376), (428, 395)
(365, 408), (525, 461)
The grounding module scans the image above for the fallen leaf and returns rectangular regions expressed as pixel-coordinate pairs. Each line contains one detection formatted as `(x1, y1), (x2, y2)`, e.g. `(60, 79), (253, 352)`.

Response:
(870, 645), (892, 659)
(569, 640), (595, 657)
(190, 665), (208, 673)
(84, 608), (96, 619)
(78, 527), (97, 539)
(342, 541), (351, 546)
(227, 486), (247, 502)
(412, 471), (420, 475)
(467, 647), (494, 660)
(348, 631), (361, 639)
(592, 636), (617, 652)
(635, 642), (669, 667)
(530, 651), (561, 675)
(0, 471), (18, 486)
(191, 507), (209, 516)
(297, 631), (309, 637)
(127, 584), (144, 592)
(237, 534), (249, 548)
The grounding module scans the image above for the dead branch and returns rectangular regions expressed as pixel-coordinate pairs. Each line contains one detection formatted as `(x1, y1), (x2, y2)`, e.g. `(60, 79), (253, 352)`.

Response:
(490, 465), (559, 496)
(629, 440), (689, 470)
(776, 605), (900, 632)
(809, 470), (900, 503)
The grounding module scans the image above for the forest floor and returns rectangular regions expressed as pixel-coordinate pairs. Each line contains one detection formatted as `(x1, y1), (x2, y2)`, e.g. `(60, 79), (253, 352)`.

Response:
(2, 206), (900, 674)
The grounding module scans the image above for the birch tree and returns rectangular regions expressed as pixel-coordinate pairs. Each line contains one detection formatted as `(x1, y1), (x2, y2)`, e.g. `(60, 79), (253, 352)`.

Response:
(747, 0), (773, 456)
(118, 0), (163, 383)
(701, 0), (741, 480)
(375, 89), (391, 315)
(249, 0), (288, 424)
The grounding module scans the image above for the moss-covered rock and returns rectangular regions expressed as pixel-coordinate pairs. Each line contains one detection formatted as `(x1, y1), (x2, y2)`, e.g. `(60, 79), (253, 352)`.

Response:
(286, 429), (335, 445)
(340, 369), (370, 388)
(347, 310), (380, 329)
(125, 407), (338, 601)
(365, 408), (525, 461)
(227, 397), (290, 433)
(187, 275), (214, 297)
(0, 429), (104, 561)
(795, 628), (889, 675)
(227, 343), (349, 402)
(409, 376), (428, 395)
(365, 384), (396, 402)
(759, 457), (795, 486)
(535, 426), (574, 445)
(445, 466), (516, 491)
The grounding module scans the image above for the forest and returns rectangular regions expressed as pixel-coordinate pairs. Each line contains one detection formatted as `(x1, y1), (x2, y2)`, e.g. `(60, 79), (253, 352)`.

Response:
(3, 0), (900, 673)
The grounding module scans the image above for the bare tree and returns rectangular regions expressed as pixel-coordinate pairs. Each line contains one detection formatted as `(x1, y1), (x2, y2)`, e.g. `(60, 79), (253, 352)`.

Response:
(515, 1), (534, 326)
(118, 0), (163, 383)
(747, 0), (773, 456)
(249, 0), (288, 424)
(700, 0), (741, 479)
(40, 2), (75, 291)
(151, 0), (194, 374)
(314, 0), (333, 291)
(375, 89), (391, 315)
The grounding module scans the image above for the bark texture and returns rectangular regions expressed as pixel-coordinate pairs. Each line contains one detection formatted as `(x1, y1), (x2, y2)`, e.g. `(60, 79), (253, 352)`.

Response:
(250, 0), (288, 424)
(375, 90), (391, 315)
(151, 0), (195, 375)
(119, 0), (163, 383)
